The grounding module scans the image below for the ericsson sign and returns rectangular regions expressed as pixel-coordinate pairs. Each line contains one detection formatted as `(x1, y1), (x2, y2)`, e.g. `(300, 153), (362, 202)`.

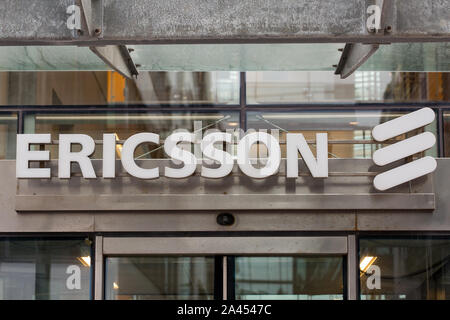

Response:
(16, 108), (436, 191)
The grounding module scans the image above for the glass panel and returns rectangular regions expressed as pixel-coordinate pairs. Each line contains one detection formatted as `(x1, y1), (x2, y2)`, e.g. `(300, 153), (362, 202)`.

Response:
(247, 71), (450, 104)
(0, 113), (17, 159)
(247, 110), (438, 159)
(0, 71), (239, 105)
(1, 43), (448, 72)
(28, 111), (240, 159)
(0, 44), (343, 72)
(444, 112), (450, 157)
(235, 256), (344, 300)
(131, 44), (344, 72)
(0, 239), (91, 300)
(360, 238), (450, 300)
(105, 256), (215, 300)
(361, 43), (450, 73)
(0, 47), (106, 72)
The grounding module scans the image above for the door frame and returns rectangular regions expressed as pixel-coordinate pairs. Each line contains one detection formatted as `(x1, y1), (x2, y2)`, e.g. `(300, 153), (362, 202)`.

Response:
(94, 236), (356, 300)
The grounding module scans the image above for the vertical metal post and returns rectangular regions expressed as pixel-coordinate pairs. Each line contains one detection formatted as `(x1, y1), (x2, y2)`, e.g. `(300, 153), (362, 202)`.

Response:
(94, 235), (104, 300)
(17, 111), (23, 134)
(222, 256), (227, 300)
(239, 72), (247, 131)
(347, 235), (358, 300)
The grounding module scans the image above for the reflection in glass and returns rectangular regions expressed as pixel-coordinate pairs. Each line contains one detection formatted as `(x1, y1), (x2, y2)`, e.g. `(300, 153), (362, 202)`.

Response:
(105, 257), (215, 300)
(360, 238), (450, 300)
(247, 71), (449, 104)
(247, 110), (438, 159)
(0, 239), (91, 300)
(0, 113), (17, 159)
(0, 71), (239, 106)
(29, 112), (239, 159)
(235, 257), (343, 300)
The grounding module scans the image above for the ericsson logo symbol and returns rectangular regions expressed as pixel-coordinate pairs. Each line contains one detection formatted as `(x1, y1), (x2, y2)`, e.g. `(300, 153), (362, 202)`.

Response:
(372, 107), (437, 191)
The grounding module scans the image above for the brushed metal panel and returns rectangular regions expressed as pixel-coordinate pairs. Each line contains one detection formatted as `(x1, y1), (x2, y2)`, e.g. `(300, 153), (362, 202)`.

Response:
(357, 159), (450, 231)
(102, 237), (348, 255)
(15, 193), (435, 211)
(15, 159), (436, 211)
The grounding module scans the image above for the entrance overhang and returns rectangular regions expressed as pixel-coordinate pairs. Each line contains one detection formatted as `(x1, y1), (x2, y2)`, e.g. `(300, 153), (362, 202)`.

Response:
(1, 0), (449, 46)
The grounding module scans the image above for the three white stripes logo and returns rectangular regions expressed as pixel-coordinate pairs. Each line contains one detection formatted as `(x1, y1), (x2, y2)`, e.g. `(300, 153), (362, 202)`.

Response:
(372, 108), (437, 191)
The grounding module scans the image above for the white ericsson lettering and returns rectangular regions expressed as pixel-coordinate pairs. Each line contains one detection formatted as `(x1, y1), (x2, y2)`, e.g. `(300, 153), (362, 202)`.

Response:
(286, 133), (328, 178)
(16, 134), (51, 179)
(58, 134), (96, 179)
(15, 131), (328, 180)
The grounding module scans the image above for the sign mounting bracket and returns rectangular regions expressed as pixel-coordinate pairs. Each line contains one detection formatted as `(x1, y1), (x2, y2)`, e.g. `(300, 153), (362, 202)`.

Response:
(334, 0), (394, 79)
(79, 0), (139, 79)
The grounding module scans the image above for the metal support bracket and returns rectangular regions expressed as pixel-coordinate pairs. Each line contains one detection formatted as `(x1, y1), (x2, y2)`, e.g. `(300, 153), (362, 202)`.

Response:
(90, 46), (139, 79)
(80, 0), (103, 37)
(334, 43), (379, 79)
(334, 0), (394, 79)
(79, 0), (139, 79)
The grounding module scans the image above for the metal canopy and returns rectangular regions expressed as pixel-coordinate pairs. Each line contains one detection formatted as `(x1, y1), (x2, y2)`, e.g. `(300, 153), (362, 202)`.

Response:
(0, 0), (449, 45)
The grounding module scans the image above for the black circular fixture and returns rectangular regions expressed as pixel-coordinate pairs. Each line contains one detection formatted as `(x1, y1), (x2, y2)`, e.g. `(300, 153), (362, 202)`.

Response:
(216, 213), (235, 226)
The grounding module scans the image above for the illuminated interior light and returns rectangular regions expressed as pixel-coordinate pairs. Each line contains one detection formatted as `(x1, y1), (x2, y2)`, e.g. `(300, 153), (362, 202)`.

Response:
(77, 256), (91, 267)
(113, 282), (119, 290)
(360, 256), (377, 273)
(262, 113), (406, 120)
(35, 115), (225, 121)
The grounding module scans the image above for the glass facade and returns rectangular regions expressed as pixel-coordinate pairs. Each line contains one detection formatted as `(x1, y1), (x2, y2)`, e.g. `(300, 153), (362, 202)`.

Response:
(0, 239), (91, 300)
(0, 69), (448, 159)
(246, 71), (448, 104)
(360, 238), (450, 300)
(28, 111), (239, 159)
(0, 71), (448, 159)
(0, 71), (239, 106)
(0, 40), (449, 302)
(1, 237), (450, 300)
(247, 110), (438, 159)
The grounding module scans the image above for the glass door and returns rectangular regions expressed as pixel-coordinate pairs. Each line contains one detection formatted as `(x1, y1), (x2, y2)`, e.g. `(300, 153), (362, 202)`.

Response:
(98, 236), (350, 300)
(232, 256), (344, 300)
(105, 256), (219, 300)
